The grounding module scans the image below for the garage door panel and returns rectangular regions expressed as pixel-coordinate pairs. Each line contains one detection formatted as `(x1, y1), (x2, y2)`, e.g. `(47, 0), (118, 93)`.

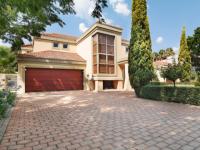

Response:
(25, 68), (83, 92)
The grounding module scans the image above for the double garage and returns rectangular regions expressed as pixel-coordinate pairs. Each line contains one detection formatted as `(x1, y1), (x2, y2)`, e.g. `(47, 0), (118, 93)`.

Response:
(18, 51), (86, 93)
(25, 68), (83, 92)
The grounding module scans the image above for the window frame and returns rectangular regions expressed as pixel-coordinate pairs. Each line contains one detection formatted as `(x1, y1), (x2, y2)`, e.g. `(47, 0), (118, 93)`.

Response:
(63, 43), (68, 49)
(53, 42), (59, 48)
(92, 33), (115, 75)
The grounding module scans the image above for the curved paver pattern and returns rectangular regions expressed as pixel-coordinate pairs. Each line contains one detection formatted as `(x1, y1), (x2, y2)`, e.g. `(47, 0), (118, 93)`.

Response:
(1, 91), (200, 150)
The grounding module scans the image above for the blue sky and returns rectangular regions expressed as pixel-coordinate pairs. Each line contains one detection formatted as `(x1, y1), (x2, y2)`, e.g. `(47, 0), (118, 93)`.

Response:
(1, 0), (200, 53)
(46, 0), (200, 53)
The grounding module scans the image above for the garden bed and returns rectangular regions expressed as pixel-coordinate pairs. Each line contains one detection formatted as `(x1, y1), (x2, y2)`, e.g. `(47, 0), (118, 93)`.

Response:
(0, 91), (16, 142)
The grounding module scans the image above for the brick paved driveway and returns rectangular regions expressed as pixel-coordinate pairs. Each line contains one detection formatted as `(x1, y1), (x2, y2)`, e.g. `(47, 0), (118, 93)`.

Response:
(1, 91), (200, 150)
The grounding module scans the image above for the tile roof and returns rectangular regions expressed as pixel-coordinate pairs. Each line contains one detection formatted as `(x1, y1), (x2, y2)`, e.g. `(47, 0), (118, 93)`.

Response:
(153, 60), (170, 69)
(42, 33), (78, 41)
(18, 50), (86, 62)
(21, 44), (33, 48)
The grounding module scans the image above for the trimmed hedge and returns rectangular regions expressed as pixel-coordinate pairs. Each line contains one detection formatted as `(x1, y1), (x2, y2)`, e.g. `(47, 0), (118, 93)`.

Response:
(140, 85), (200, 106)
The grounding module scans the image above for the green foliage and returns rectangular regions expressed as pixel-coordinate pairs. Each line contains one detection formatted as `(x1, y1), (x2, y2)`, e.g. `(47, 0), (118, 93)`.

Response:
(195, 82), (200, 87)
(140, 85), (200, 106)
(161, 62), (182, 87)
(190, 71), (197, 81)
(195, 72), (200, 87)
(6, 91), (16, 106)
(0, 91), (8, 118)
(187, 27), (200, 73)
(92, 0), (108, 22)
(178, 27), (192, 82)
(153, 48), (175, 61)
(0, 90), (16, 119)
(128, 0), (154, 95)
(0, 46), (16, 73)
(0, 0), (108, 51)
(0, 102), (8, 118)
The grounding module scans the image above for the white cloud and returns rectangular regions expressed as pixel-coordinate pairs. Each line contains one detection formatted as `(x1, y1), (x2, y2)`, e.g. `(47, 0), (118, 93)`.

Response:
(173, 46), (179, 52)
(79, 23), (88, 33)
(156, 36), (164, 44)
(114, 2), (130, 16)
(0, 39), (11, 47)
(74, 0), (95, 21)
(109, 0), (130, 16)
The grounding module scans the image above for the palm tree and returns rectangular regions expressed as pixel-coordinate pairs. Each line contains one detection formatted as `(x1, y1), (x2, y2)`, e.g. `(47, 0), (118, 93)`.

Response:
(0, 46), (16, 73)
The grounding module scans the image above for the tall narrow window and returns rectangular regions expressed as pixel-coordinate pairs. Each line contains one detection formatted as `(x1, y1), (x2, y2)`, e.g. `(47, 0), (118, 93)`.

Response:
(93, 33), (115, 74)
(93, 34), (98, 74)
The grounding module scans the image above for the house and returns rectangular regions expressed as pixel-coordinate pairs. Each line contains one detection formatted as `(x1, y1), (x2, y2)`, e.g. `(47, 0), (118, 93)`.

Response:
(17, 22), (132, 93)
(153, 60), (171, 82)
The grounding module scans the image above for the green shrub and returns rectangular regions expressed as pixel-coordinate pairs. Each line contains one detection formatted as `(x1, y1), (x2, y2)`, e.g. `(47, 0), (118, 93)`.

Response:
(149, 82), (167, 86)
(140, 85), (200, 105)
(0, 90), (16, 119)
(195, 82), (200, 87)
(6, 91), (16, 106)
(0, 93), (8, 118)
(0, 102), (8, 118)
(190, 71), (197, 81)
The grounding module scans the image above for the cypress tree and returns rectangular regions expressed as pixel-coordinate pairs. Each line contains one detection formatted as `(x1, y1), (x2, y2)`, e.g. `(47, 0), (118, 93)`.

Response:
(178, 27), (192, 82)
(128, 0), (154, 96)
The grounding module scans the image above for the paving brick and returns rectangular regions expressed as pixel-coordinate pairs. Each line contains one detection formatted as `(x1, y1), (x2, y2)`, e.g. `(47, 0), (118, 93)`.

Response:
(1, 91), (200, 150)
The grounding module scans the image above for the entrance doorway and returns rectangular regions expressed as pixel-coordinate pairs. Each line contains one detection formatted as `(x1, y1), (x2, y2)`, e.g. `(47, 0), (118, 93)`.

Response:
(103, 81), (114, 89)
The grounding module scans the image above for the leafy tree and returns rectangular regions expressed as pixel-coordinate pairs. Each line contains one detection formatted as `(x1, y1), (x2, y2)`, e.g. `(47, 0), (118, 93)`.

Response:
(178, 27), (192, 82)
(128, 0), (154, 95)
(161, 62), (182, 87)
(0, 46), (16, 73)
(0, 0), (108, 51)
(165, 48), (175, 57)
(153, 48), (175, 61)
(187, 27), (200, 74)
(153, 52), (160, 61)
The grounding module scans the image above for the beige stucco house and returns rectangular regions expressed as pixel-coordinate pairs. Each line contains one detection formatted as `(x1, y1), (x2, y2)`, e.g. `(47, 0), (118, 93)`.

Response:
(18, 22), (132, 93)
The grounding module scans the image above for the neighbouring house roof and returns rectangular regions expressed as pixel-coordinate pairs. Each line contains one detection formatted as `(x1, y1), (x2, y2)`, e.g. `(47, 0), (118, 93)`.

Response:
(153, 60), (170, 69)
(41, 33), (78, 42)
(18, 50), (86, 62)
(21, 44), (33, 48)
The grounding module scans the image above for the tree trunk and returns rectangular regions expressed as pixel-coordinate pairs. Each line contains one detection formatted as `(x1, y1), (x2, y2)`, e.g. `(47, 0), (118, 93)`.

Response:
(173, 81), (176, 88)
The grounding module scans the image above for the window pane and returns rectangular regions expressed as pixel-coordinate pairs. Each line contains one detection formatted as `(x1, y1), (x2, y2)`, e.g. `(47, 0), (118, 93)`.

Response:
(63, 43), (68, 49)
(108, 65), (114, 74)
(93, 55), (97, 64)
(99, 44), (106, 54)
(107, 45), (114, 55)
(93, 34), (98, 45)
(93, 65), (97, 74)
(108, 56), (114, 65)
(99, 64), (107, 73)
(99, 54), (106, 64)
(107, 36), (114, 45)
(93, 44), (97, 54)
(99, 34), (106, 44)
(53, 43), (59, 48)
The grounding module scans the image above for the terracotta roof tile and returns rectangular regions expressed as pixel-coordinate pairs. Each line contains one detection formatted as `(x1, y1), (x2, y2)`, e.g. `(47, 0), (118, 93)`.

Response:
(18, 50), (85, 62)
(42, 33), (78, 41)
(153, 60), (170, 69)
(21, 44), (33, 48)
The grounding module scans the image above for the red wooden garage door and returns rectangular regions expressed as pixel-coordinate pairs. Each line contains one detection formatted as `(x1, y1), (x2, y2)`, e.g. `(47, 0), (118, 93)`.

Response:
(25, 68), (83, 92)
